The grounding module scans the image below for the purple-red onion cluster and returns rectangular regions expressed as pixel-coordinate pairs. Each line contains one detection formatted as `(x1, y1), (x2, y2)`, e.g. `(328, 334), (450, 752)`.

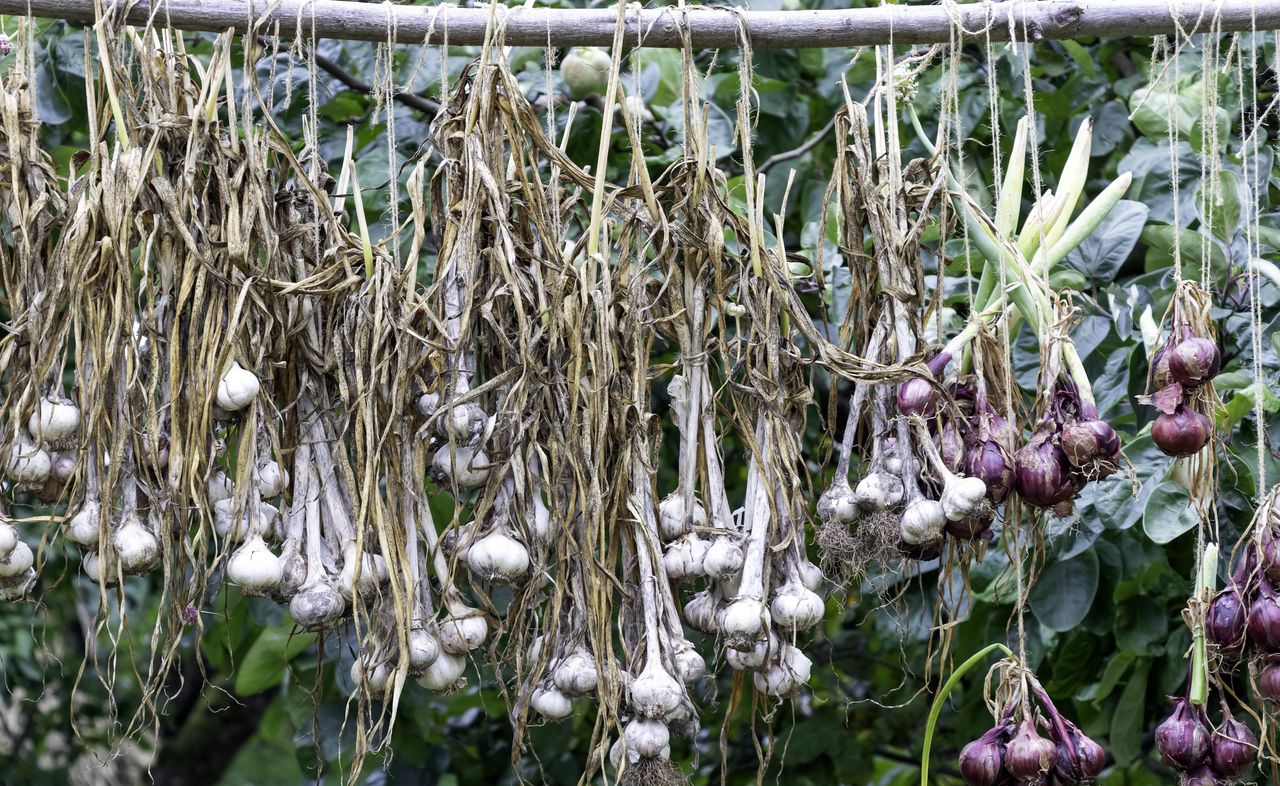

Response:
(1148, 329), (1219, 457)
(1154, 697), (1256, 784)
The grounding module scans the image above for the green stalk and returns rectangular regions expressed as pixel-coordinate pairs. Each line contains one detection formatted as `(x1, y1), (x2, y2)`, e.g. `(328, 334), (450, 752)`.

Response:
(1040, 117), (1094, 250)
(1189, 542), (1219, 706)
(994, 117), (1030, 239)
(920, 643), (1015, 786)
(1035, 173), (1133, 275)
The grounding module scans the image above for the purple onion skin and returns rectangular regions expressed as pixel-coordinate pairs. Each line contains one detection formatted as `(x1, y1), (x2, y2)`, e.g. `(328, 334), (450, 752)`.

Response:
(1014, 436), (1076, 508)
(1167, 336), (1221, 386)
(1210, 717), (1256, 778)
(1004, 719), (1057, 780)
(898, 378), (940, 418)
(1246, 590), (1280, 652)
(1055, 723), (1107, 782)
(1061, 419), (1121, 467)
(1205, 585), (1248, 658)
(946, 516), (993, 541)
(896, 539), (942, 562)
(938, 420), (966, 473)
(1152, 405), (1212, 457)
(959, 724), (1009, 786)
(1262, 534), (1280, 584)
(1178, 764), (1220, 786)
(1154, 698), (1210, 769)
(966, 441), (1014, 504)
(1151, 345), (1174, 389)
(1259, 662), (1280, 701)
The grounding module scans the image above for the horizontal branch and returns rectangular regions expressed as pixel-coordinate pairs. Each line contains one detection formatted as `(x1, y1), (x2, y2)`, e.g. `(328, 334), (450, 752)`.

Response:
(0, 0), (1278, 49)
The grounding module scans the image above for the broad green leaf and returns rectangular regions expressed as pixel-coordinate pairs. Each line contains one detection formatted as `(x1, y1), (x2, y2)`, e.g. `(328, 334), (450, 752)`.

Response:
(1142, 481), (1199, 544)
(1141, 224), (1228, 279)
(235, 623), (317, 696)
(1029, 550), (1100, 632)
(1109, 658), (1152, 765)
(1196, 168), (1242, 242)
(1065, 200), (1150, 282)
(1221, 380), (1280, 429)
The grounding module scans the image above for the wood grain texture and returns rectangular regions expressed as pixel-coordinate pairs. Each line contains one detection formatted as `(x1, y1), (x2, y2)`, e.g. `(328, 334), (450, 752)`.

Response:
(0, 0), (1276, 48)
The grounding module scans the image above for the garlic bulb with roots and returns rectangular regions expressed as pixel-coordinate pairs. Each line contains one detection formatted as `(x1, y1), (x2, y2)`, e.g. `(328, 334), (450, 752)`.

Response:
(721, 596), (769, 648)
(114, 513), (160, 573)
(530, 686), (574, 721)
(657, 493), (706, 541)
(0, 571), (34, 601)
(854, 471), (904, 510)
(661, 533), (708, 580)
(466, 530), (530, 583)
(64, 500), (102, 548)
(254, 460), (288, 498)
(770, 579), (825, 632)
(28, 397), (79, 442)
(752, 643), (813, 697)
(407, 627), (441, 673)
(703, 536), (744, 580)
(437, 609), (488, 654)
(431, 444), (490, 488)
(417, 650), (467, 691)
(900, 498), (946, 545)
(818, 482), (859, 523)
(351, 655), (394, 694)
(5, 439), (50, 483)
(552, 647), (599, 696)
(216, 361), (260, 411)
(0, 540), (33, 578)
(629, 660), (684, 719)
(726, 632), (777, 671)
(339, 542), (388, 600)
(621, 718), (671, 762)
(941, 476), (989, 521)
(227, 534), (283, 593)
(290, 577), (346, 630)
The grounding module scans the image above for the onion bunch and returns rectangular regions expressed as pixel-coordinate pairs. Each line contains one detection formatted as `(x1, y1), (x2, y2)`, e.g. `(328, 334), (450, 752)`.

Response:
(1154, 696), (1257, 784)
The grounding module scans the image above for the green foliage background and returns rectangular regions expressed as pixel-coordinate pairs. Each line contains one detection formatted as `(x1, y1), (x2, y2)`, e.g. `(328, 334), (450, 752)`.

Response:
(1, 2), (1280, 784)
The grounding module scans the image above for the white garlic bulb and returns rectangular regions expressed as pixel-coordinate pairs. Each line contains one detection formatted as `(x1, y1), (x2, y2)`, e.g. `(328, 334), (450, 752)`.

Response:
(437, 612), (488, 655)
(5, 439), (51, 483)
(941, 476), (988, 521)
(769, 579), (825, 632)
(50, 451), (77, 482)
(0, 540), (33, 578)
(629, 662), (683, 720)
(899, 499), (946, 545)
(657, 493), (707, 541)
(215, 361), (260, 411)
(752, 643), (813, 697)
(431, 445), (491, 488)
(552, 647), (598, 696)
(407, 627), (441, 673)
(720, 596), (769, 646)
(28, 397), (80, 442)
(64, 500), (102, 548)
(661, 533), (708, 581)
(417, 651), (467, 691)
(254, 460), (288, 498)
(530, 686), (574, 721)
(0, 521), (17, 556)
(113, 514), (160, 573)
(466, 531), (530, 583)
(227, 533), (283, 592)
(702, 536), (744, 580)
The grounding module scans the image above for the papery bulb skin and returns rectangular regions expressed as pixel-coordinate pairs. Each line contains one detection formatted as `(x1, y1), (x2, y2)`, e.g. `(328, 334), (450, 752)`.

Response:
(0, 540), (33, 578)
(226, 534), (283, 593)
(818, 483), (860, 524)
(5, 439), (51, 483)
(552, 647), (598, 696)
(658, 494), (706, 541)
(1061, 419), (1121, 468)
(1210, 717), (1256, 778)
(937, 422), (966, 473)
(437, 612), (488, 655)
(797, 559), (824, 593)
(854, 471), (905, 510)
(289, 580), (346, 630)
(1015, 435), (1076, 508)
(50, 451), (76, 482)
(897, 538), (943, 562)
(720, 596), (769, 648)
(29, 397), (80, 442)
(1003, 718), (1057, 779)
(0, 522), (16, 557)
(683, 591), (719, 633)
(1178, 765), (1220, 786)
(662, 533), (708, 581)
(64, 500), (102, 548)
(114, 515), (160, 574)
(703, 536), (744, 580)
(1151, 345), (1174, 389)
(966, 441), (1015, 505)
(339, 543), (388, 600)
(945, 515), (993, 541)
(1154, 698), (1211, 769)
(1054, 720), (1107, 782)
(897, 378), (940, 418)
(752, 643), (812, 697)
(530, 686), (574, 721)
(407, 628), (441, 674)
(958, 724), (1009, 786)
(769, 580), (824, 632)
(1153, 405), (1212, 458)
(467, 531), (530, 583)
(629, 663), (683, 720)
(725, 633), (775, 671)
(1258, 662), (1280, 701)
(430, 445), (491, 488)
(1246, 589), (1280, 651)
(442, 402), (488, 444)
(622, 717), (671, 761)
(415, 391), (440, 422)
(208, 470), (234, 502)
(255, 460), (288, 498)
(900, 499), (945, 545)
(216, 361), (260, 412)
(417, 651), (467, 691)
(1206, 585), (1248, 657)
(1168, 336), (1221, 386)
(941, 476), (989, 522)
(672, 643), (706, 685)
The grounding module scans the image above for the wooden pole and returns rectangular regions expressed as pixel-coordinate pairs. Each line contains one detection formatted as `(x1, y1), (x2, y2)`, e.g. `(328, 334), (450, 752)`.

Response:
(0, 0), (1277, 49)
